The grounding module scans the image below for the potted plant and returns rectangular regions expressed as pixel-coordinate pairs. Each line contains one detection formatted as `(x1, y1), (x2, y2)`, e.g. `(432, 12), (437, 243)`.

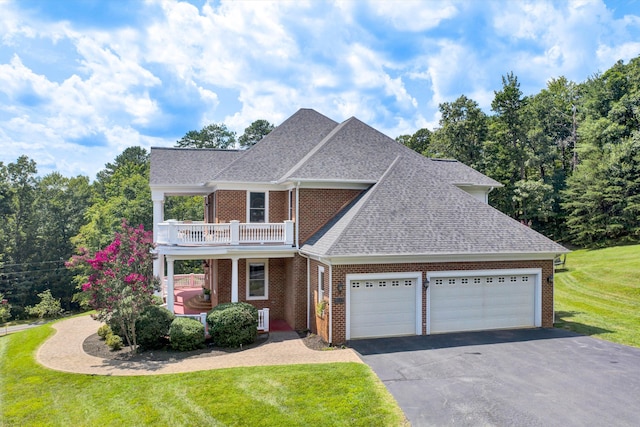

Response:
(203, 287), (211, 302)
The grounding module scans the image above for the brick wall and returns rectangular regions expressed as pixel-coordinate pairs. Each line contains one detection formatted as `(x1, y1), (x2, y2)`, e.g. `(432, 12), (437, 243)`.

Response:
(215, 190), (246, 222)
(328, 260), (554, 345)
(269, 191), (287, 223)
(297, 189), (362, 244)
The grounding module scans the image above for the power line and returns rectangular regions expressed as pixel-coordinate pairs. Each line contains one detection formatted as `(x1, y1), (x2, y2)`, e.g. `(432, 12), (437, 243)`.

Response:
(0, 259), (66, 270)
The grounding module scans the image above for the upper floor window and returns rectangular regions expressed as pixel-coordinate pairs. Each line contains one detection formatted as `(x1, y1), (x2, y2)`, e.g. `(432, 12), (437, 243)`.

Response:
(248, 192), (268, 223)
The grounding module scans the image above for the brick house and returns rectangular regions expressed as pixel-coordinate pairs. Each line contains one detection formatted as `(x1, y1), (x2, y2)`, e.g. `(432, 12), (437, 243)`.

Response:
(150, 108), (567, 344)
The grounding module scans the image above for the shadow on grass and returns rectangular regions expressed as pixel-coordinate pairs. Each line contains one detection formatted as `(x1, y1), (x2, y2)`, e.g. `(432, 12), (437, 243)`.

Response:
(554, 310), (613, 336)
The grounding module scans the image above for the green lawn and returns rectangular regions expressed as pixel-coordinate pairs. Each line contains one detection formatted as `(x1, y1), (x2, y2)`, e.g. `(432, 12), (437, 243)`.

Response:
(0, 325), (407, 427)
(554, 244), (640, 348)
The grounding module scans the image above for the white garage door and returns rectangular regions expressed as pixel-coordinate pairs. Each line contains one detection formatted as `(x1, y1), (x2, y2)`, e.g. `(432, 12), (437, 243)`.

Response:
(350, 277), (417, 339)
(429, 273), (536, 334)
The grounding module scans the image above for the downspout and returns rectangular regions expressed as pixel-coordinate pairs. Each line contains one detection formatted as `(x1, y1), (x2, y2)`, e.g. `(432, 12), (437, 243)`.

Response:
(295, 182), (300, 249)
(328, 263), (333, 345)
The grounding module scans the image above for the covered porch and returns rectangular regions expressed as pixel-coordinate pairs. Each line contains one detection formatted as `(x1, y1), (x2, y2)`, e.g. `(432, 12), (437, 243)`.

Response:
(165, 274), (273, 331)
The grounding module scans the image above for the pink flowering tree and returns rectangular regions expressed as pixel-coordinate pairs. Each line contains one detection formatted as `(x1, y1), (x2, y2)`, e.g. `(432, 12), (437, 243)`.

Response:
(67, 220), (159, 351)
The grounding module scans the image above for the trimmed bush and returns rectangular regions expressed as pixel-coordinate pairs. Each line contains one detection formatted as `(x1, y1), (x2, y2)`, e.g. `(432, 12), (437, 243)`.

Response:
(169, 317), (205, 351)
(136, 305), (175, 350)
(97, 324), (112, 340)
(106, 333), (123, 351)
(207, 302), (258, 348)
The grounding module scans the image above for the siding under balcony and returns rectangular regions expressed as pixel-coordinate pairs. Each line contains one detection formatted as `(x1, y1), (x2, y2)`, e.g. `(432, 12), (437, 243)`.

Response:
(156, 220), (294, 246)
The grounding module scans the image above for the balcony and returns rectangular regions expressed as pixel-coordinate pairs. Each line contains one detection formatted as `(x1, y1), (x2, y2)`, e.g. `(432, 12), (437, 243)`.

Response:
(156, 220), (294, 246)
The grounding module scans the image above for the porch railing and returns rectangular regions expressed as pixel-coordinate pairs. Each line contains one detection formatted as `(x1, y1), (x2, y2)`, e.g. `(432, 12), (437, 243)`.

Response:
(156, 220), (294, 246)
(175, 308), (270, 336)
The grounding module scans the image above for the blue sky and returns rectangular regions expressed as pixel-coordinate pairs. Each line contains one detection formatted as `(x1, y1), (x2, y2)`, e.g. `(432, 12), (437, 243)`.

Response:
(1, 0), (639, 178)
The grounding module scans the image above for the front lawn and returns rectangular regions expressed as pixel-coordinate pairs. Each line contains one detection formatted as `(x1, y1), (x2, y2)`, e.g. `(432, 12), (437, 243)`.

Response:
(554, 244), (640, 348)
(0, 325), (407, 426)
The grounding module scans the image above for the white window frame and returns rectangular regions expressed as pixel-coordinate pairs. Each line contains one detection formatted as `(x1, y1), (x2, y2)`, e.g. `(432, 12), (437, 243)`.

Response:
(247, 191), (268, 223)
(246, 259), (269, 301)
(318, 265), (325, 302)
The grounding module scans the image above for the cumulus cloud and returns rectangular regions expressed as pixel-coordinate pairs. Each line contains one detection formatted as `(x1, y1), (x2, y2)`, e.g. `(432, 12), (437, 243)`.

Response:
(0, 0), (638, 178)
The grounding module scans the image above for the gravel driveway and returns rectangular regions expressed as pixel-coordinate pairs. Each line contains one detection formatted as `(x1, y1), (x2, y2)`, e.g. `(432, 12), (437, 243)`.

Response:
(350, 328), (640, 426)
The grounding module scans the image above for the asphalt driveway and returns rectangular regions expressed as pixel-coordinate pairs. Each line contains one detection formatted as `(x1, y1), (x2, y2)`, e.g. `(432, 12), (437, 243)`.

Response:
(350, 329), (640, 426)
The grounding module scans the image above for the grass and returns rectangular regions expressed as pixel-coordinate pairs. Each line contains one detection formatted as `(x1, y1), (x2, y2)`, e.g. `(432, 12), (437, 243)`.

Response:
(0, 324), (407, 427)
(554, 244), (640, 348)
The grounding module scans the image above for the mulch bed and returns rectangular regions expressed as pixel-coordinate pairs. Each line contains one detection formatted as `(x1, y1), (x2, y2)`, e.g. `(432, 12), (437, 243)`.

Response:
(83, 330), (335, 361)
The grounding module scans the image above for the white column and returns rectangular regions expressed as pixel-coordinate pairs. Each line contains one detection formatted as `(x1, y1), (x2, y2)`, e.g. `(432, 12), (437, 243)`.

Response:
(230, 220), (240, 245)
(231, 257), (239, 302)
(152, 191), (165, 277)
(284, 220), (294, 246)
(166, 257), (175, 313)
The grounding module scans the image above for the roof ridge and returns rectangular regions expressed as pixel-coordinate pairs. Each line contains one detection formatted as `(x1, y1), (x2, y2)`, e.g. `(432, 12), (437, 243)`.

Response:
(276, 118), (355, 182)
(308, 155), (402, 256)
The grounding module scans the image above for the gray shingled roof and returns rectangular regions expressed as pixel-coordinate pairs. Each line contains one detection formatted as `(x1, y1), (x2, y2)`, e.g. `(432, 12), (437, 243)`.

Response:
(302, 153), (567, 257)
(150, 148), (242, 185)
(429, 158), (502, 187)
(212, 109), (338, 183)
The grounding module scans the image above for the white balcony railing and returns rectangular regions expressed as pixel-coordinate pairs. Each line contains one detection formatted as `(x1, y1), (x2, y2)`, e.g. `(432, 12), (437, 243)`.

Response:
(156, 220), (294, 247)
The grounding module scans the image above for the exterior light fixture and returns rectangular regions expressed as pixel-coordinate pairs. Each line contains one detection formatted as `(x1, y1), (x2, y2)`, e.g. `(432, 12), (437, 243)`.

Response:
(337, 282), (344, 293)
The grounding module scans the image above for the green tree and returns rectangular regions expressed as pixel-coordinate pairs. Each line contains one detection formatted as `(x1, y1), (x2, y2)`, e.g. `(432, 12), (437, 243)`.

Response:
(0, 292), (11, 327)
(486, 73), (529, 217)
(176, 123), (237, 149)
(73, 147), (152, 252)
(396, 128), (431, 155)
(26, 289), (63, 318)
(430, 95), (488, 170)
(239, 119), (275, 148)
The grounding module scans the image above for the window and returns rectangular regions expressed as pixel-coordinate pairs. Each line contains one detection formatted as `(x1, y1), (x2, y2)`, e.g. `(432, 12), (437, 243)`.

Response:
(248, 192), (267, 223)
(318, 266), (325, 301)
(288, 190), (294, 220)
(246, 260), (268, 300)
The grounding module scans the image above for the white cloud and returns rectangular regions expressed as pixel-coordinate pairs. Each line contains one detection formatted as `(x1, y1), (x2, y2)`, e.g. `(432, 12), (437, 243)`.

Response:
(1, 0), (639, 177)
(366, 0), (459, 32)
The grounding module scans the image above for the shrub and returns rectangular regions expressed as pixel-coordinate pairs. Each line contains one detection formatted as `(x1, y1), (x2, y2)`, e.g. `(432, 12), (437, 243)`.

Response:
(97, 324), (112, 340)
(207, 302), (258, 348)
(106, 333), (123, 351)
(169, 317), (205, 351)
(26, 289), (63, 319)
(136, 305), (175, 350)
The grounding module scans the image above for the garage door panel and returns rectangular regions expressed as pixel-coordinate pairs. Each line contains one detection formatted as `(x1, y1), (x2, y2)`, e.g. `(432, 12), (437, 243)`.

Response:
(430, 274), (536, 334)
(350, 277), (417, 339)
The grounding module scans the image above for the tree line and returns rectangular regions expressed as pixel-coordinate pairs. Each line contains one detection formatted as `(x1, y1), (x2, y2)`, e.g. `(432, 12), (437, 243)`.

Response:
(397, 57), (640, 246)
(0, 121), (273, 318)
(2, 56), (639, 319)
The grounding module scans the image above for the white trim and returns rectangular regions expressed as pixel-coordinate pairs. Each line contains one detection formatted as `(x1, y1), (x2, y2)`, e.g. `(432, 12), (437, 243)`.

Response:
(308, 252), (564, 265)
(345, 271), (422, 340)
(205, 182), (284, 191)
(247, 191), (269, 223)
(426, 268), (542, 334)
(246, 259), (269, 301)
(280, 180), (373, 190)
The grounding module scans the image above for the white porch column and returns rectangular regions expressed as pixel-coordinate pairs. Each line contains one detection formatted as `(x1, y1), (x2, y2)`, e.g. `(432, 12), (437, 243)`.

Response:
(166, 257), (175, 313)
(231, 256), (239, 302)
(152, 191), (165, 278)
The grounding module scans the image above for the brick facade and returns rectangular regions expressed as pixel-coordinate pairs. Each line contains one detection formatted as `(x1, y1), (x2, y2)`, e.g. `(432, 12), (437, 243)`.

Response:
(204, 188), (554, 345)
(297, 189), (362, 244)
(326, 260), (554, 344)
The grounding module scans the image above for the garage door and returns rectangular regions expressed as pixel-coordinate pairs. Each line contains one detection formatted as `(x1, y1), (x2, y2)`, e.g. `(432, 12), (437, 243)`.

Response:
(350, 277), (418, 339)
(429, 273), (536, 334)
